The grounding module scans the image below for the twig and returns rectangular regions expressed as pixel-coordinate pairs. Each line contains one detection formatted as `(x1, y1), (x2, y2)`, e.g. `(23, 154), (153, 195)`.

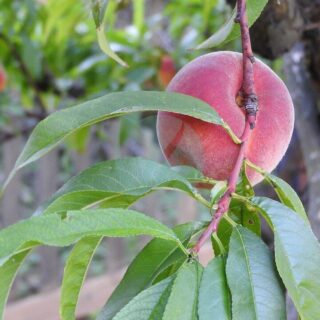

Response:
(192, 0), (258, 254)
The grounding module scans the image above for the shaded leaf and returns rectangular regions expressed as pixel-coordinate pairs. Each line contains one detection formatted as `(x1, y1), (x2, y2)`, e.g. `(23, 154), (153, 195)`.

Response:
(251, 197), (320, 320)
(199, 257), (231, 320)
(212, 218), (233, 256)
(97, 221), (206, 320)
(3, 91), (225, 190)
(210, 181), (228, 204)
(235, 166), (260, 236)
(226, 226), (286, 320)
(213, 166), (260, 255)
(152, 260), (185, 285)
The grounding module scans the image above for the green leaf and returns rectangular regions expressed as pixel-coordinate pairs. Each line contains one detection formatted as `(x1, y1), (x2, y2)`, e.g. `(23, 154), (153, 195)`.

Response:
(196, 0), (268, 49)
(92, 0), (127, 67)
(251, 197), (320, 320)
(60, 236), (102, 320)
(97, 221), (206, 320)
(0, 251), (30, 319)
(133, 0), (145, 33)
(212, 166), (260, 255)
(231, 166), (261, 236)
(265, 174), (308, 222)
(96, 26), (128, 68)
(172, 165), (215, 184)
(152, 260), (185, 285)
(113, 276), (175, 320)
(3, 91), (225, 191)
(212, 218), (233, 256)
(198, 257), (231, 320)
(210, 181), (228, 204)
(119, 114), (140, 146)
(0, 209), (183, 266)
(226, 226), (286, 320)
(196, 9), (236, 49)
(91, 0), (109, 27)
(65, 126), (91, 154)
(163, 261), (203, 320)
(38, 158), (206, 216)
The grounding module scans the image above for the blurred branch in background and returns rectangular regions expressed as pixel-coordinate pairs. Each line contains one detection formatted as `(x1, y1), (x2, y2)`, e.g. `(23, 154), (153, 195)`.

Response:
(284, 44), (320, 238)
(0, 33), (47, 111)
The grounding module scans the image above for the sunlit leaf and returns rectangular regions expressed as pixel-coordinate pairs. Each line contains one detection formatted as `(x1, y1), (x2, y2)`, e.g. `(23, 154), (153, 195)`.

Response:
(2, 91), (226, 191)
(0, 209), (184, 266)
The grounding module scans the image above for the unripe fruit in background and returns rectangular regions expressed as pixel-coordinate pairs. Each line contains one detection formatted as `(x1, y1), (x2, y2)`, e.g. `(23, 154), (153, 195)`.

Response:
(157, 52), (295, 185)
(0, 66), (6, 92)
(158, 55), (176, 88)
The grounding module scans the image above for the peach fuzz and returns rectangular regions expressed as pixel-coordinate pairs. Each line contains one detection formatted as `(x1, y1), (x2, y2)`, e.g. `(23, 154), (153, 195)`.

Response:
(157, 52), (294, 185)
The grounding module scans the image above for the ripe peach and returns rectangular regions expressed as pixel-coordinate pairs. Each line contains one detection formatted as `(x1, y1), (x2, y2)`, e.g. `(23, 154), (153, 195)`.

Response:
(158, 55), (176, 88)
(157, 52), (294, 185)
(0, 66), (6, 92)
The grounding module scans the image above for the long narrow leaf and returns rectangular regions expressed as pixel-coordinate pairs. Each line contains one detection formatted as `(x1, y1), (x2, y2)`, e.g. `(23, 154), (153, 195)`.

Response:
(226, 226), (286, 319)
(113, 276), (175, 320)
(0, 251), (30, 319)
(199, 257), (232, 320)
(0, 209), (184, 266)
(251, 197), (320, 319)
(38, 158), (207, 216)
(3, 91), (226, 191)
(97, 221), (206, 320)
(265, 174), (308, 221)
(60, 236), (102, 320)
(196, 0), (268, 49)
(162, 261), (203, 320)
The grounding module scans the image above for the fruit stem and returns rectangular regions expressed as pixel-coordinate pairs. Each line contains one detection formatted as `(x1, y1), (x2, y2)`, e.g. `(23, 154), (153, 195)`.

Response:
(192, 0), (258, 255)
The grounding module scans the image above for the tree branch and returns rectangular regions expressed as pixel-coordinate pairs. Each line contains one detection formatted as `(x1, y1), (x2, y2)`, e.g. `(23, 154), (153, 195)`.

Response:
(284, 43), (320, 239)
(192, 0), (258, 254)
(0, 32), (47, 112)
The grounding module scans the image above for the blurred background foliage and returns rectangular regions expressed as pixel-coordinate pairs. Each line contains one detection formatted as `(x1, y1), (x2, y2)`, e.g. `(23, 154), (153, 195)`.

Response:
(0, 0), (239, 152)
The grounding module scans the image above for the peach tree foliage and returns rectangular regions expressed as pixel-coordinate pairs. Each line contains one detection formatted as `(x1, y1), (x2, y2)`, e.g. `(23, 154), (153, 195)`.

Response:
(1, 1), (320, 320)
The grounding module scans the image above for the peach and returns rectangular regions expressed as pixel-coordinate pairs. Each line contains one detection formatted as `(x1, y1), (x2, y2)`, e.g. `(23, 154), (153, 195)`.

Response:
(0, 66), (6, 92)
(158, 55), (176, 88)
(157, 52), (294, 185)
